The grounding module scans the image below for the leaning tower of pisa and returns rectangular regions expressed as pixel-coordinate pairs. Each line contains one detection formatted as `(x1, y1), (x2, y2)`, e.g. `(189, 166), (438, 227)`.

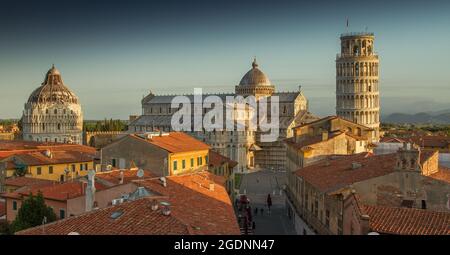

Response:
(336, 32), (380, 140)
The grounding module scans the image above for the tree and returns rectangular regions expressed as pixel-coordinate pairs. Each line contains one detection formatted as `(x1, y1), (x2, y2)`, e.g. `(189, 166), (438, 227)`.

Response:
(11, 192), (57, 233)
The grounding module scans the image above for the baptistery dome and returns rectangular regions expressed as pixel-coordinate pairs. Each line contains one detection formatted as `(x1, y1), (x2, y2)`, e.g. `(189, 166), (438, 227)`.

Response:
(21, 65), (83, 144)
(27, 65), (79, 105)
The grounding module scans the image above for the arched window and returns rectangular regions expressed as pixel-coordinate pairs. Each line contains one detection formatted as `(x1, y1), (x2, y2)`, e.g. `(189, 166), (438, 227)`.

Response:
(54, 109), (58, 114)
(58, 123), (61, 130)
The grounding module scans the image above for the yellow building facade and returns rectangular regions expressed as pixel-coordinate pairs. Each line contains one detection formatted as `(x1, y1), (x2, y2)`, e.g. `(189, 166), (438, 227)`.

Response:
(25, 161), (94, 182)
(169, 150), (209, 175)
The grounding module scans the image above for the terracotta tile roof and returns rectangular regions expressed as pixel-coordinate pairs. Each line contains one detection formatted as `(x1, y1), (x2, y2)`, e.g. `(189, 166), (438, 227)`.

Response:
(285, 131), (345, 151)
(0, 140), (60, 151)
(131, 132), (210, 153)
(293, 115), (374, 130)
(364, 205), (450, 235)
(209, 150), (238, 168)
(409, 135), (450, 148)
(16, 171), (240, 235)
(296, 153), (397, 193)
(292, 115), (338, 129)
(95, 169), (153, 186)
(19, 181), (108, 201)
(429, 167), (450, 184)
(379, 137), (406, 143)
(139, 171), (240, 235)
(3, 176), (54, 188)
(12, 150), (95, 166)
(16, 197), (191, 235)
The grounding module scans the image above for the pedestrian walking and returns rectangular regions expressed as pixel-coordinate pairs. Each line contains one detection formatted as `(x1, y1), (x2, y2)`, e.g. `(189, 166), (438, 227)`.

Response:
(254, 207), (258, 216)
(252, 221), (256, 230)
(267, 194), (272, 214)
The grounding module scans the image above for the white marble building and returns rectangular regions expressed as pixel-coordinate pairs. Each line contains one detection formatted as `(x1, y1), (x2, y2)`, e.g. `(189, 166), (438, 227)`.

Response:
(21, 65), (83, 144)
(129, 59), (317, 172)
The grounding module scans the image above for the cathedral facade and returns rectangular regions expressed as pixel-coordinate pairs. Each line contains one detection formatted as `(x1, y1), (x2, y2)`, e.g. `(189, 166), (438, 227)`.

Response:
(21, 65), (83, 144)
(129, 59), (317, 172)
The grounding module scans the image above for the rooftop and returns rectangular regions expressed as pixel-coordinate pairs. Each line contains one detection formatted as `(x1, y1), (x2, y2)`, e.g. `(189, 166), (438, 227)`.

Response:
(364, 205), (450, 235)
(131, 132), (210, 153)
(208, 150), (238, 168)
(11, 150), (95, 166)
(296, 153), (396, 193)
(94, 169), (153, 186)
(16, 197), (191, 235)
(3, 176), (55, 188)
(16, 171), (240, 235)
(0, 141), (96, 161)
(139, 171), (240, 235)
(2, 181), (108, 202)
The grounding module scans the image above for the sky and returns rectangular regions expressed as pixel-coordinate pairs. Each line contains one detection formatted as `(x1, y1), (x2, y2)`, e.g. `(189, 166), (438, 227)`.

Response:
(0, 0), (449, 119)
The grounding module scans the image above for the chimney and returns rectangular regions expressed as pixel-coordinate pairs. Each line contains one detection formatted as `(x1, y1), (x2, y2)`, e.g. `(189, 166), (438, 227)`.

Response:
(85, 170), (96, 212)
(119, 170), (124, 185)
(322, 131), (329, 141)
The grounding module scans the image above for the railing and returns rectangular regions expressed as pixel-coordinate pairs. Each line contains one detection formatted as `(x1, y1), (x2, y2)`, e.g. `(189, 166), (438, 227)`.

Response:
(340, 32), (374, 37)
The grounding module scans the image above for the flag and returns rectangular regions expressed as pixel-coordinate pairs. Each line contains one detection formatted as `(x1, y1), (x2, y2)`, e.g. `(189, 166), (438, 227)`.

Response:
(346, 18), (349, 28)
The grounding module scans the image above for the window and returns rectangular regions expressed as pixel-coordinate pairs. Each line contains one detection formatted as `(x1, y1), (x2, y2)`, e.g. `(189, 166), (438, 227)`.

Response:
(182, 160), (186, 169)
(57, 123), (61, 130)
(37, 167), (42, 175)
(54, 109), (58, 114)
(13, 201), (17, 210)
(421, 200), (427, 209)
(325, 210), (330, 228)
(71, 164), (76, 172)
(112, 158), (116, 168)
(197, 157), (203, 166)
(49, 166), (53, 174)
(85, 163), (88, 170)
(173, 161), (178, 171)
(205, 155), (208, 164)
(80, 164), (84, 171)
(60, 209), (66, 219)
(190, 158), (194, 168)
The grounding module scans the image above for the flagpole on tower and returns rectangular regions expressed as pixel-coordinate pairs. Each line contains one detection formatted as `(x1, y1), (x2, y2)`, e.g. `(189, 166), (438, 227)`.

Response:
(346, 17), (349, 32)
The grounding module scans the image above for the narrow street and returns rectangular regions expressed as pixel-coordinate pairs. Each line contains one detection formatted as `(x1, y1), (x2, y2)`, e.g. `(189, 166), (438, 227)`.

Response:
(236, 169), (295, 235)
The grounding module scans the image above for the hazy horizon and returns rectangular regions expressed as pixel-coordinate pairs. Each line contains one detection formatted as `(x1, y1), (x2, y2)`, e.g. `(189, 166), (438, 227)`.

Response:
(1, 0), (449, 119)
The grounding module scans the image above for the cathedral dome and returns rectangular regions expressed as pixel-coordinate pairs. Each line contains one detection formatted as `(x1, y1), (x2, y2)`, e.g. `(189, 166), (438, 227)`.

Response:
(27, 65), (79, 104)
(239, 58), (272, 87)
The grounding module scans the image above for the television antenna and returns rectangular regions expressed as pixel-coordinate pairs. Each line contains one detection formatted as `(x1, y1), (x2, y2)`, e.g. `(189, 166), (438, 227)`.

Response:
(137, 168), (144, 178)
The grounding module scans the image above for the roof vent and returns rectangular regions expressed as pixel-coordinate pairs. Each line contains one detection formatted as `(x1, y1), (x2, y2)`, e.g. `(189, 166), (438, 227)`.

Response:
(159, 177), (167, 187)
(160, 201), (171, 216)
(150, 199), (159, 211)
(351, 162), (362, 169)
(209, 183), (215, 191)
(110, 210), (124, 220)
(43, 150), (52, 158)
(112, 198), (124, 205)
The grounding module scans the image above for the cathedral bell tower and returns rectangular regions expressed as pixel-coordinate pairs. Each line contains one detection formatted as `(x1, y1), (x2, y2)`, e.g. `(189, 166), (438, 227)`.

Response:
(336, 32), (380, 140)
